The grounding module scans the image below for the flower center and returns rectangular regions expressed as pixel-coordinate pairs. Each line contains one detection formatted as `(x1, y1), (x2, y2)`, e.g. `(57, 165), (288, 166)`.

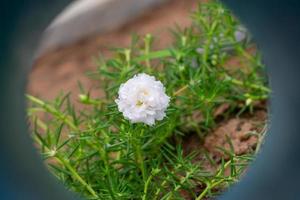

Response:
(136, 100), (144, 107)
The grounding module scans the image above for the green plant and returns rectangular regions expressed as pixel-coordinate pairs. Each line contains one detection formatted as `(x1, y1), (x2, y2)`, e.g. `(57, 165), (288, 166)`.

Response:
(27, 1), (269, 199)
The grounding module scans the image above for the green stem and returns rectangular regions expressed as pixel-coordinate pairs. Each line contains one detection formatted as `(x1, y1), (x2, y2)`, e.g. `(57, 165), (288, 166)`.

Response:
(237, 46), (258, 65)
(165, 171), (192, 200)
(195, 179), (227, 200)
(173, 85), (189, 96)
(26, 95), (78, 130)
(33, 135), (98, 198)
(154, 163), (182, 200)
(154, 179), (167, 200)
(226, 75), (270, 93)
(124, 49), (131, 69)
(136, 140), (147, 182)
(134, 50), (172, 62)
(89, 139), (116, 200)
(173, 75), (270, 98)
(30, 114), (108, 199)
(142, 172), (154, 200)
(195, 183), (211, 200)
(57, 157), (99, 198)
(144, 34), (153, 68)
(196, 160), (231, 200)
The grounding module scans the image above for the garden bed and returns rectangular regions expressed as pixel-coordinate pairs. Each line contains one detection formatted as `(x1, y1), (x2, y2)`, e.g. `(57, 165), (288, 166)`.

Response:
(27, 0), (269, 199)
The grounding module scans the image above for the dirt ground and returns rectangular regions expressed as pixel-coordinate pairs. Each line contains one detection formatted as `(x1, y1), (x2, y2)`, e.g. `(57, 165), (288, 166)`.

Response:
(28, 0), (199, 102)
(27, 1), (268, 197)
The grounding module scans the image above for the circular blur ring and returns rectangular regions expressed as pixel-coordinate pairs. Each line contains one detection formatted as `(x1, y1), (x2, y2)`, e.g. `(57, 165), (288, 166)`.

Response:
(1, 0), (300, 200)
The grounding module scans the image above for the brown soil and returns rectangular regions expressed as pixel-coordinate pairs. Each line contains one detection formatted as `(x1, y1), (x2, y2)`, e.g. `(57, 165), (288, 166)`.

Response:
(183, 108), (267, 160)
(28, 0), (199, 103)
(204, 109), (267, 158)
(180, 108), (267, 199)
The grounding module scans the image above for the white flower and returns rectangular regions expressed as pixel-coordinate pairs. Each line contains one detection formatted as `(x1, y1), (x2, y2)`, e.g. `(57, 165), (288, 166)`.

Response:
(115, 73), (170, 126)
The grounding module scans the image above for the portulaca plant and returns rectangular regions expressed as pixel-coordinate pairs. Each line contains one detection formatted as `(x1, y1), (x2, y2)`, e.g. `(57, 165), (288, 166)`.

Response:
(27, 1), (269, 200)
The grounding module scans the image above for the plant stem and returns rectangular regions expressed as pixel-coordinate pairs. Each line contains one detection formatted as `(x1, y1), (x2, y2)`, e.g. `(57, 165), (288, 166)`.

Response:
(134, 49), (171, 62)
(133, 128), (147, 183)
(173, 75), (270, 98)
(144, 34), (153, 68)
(154, 179), (167, 199)
(33, 134), (99, 198)
(154, 163), (182, 200)
(173, 85), (189, 96)
(124, 49), (131, 69)
(136, 140), (147, 182)
(142, 172), (154, 200)
(196, 160), (231, 200)
(27, 95), (78, 130)
(57, 157), (99, 199)
(226, 75), (270, 93)
(196, 183), (211, 200)
(165, 171), (192, 200)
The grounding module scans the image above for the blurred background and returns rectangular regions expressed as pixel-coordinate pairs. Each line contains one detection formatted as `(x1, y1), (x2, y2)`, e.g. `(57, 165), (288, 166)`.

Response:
(28, 0), (198, 103)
